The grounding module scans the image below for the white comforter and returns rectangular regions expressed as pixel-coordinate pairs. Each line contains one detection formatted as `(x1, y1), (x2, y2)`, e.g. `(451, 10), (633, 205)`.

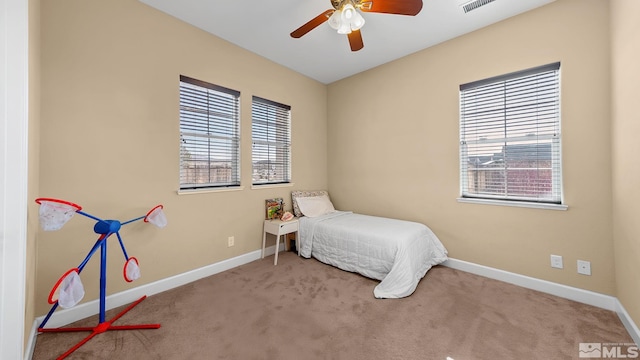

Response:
(299, 211), (448, 298)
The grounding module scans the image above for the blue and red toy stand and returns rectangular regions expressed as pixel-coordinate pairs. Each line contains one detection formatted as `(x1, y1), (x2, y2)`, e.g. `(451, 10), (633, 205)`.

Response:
(35, 198), (167, 360)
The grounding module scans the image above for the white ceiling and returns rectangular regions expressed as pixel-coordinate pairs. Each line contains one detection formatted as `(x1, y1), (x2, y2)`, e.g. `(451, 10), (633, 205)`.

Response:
(139, 0), (555, 84)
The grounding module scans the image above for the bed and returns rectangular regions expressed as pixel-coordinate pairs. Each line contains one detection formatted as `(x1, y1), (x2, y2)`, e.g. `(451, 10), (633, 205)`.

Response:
(291, 191), (448, 299)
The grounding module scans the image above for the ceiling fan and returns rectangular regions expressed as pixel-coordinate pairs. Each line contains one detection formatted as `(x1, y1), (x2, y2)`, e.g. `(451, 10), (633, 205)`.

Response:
(290, 0), (423, 52)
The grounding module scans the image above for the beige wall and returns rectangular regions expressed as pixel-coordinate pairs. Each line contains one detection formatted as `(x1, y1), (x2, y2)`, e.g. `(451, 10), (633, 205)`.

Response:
(328, 0), (615, 295)
(611, 0), (640, 331)
(36, 0), (327, 316)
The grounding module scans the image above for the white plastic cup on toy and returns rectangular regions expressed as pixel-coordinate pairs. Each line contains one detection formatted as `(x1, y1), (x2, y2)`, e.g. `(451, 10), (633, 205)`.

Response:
(144, 205), (167, 228)
(36, 198), (82, 231)
(49, 268), (85, 309)
(124, 257), (141, 282)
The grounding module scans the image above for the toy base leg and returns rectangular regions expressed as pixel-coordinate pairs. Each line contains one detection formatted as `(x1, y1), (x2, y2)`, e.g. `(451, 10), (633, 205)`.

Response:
(38, 295), (160, 360)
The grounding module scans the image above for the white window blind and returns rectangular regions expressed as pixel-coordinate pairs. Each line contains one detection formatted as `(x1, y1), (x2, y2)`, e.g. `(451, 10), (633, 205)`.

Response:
(459, 62), (562, 204)
(252, 96), (291, 185)
(179, 75), (241, 189)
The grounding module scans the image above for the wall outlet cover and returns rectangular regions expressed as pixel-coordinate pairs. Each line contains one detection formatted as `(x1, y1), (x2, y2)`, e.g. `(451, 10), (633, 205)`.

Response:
(577, 260), (591, 275)
(550, 254), (563, 269)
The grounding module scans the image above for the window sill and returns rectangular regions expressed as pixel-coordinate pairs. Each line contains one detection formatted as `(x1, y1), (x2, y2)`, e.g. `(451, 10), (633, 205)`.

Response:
(457, 197), (568, 211)
(251, 182), (294, 190)
(178, 186), (245, 195)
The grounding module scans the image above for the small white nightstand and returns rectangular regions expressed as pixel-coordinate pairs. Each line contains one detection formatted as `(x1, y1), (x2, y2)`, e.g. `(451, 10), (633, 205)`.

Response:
(262, 218), (299, 265)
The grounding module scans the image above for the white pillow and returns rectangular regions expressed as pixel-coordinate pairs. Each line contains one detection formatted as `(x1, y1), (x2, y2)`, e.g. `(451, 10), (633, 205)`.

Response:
(296, 195), (336, 217)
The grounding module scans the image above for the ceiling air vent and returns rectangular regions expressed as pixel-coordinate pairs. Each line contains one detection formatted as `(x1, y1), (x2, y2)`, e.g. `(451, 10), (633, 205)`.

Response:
(461, 0), (496, 13)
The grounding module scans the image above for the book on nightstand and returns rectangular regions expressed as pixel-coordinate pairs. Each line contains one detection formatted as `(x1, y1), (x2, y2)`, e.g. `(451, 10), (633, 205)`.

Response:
(265, 198), (284, 220)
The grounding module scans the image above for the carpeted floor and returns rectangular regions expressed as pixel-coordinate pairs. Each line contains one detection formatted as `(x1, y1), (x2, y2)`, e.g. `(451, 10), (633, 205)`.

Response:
(32, 252), (633, 360)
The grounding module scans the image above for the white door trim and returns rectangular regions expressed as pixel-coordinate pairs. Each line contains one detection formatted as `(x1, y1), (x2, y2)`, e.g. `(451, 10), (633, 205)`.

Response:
(0, 0), (29, 358)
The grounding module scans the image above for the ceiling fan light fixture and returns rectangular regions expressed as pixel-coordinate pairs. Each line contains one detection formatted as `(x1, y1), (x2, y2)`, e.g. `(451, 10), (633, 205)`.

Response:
(328, 9), (341, 30)
(334, 3), (363, 34)
(337, 20), (352, 34)
(342, 3), (356, 20)
(350, 11), (365, 30)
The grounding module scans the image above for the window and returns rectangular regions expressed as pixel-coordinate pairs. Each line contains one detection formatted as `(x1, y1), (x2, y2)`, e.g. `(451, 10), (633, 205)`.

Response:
(179, 75), (241, 190)
(251, 96), (291, 185)
(459, 62), (562, 205)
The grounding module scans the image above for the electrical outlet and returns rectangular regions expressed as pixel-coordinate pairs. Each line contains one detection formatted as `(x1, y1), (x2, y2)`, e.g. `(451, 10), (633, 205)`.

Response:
(577, 260), (591, 275)
(550, 254), (563, 269)
(227, 236), (235, 247)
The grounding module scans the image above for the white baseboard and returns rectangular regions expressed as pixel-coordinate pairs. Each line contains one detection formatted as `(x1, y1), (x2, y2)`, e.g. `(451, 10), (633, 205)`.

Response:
(442, 258), (640, 345)
(616, 298), (640, 346)
(24, 319), (38, 360)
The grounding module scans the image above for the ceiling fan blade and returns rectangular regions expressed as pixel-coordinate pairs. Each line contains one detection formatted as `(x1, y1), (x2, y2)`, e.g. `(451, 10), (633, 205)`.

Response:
(290, 9), (335, 38)
(359, 0), (423, 16)
(347, 30), (364, 51)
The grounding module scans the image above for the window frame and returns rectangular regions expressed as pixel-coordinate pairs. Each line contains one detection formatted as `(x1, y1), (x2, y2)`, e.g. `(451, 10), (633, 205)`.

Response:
(178, 75), (241, 191)
(251, 96), (292, 186)
(458, 62), (566, 210)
